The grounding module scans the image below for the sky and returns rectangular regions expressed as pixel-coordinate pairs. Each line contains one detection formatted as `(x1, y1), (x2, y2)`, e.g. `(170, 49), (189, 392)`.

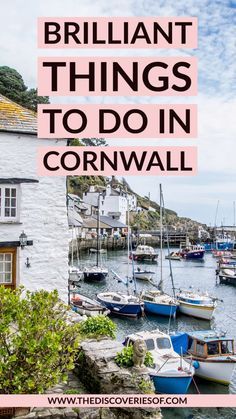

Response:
(0, 0), (235, 225)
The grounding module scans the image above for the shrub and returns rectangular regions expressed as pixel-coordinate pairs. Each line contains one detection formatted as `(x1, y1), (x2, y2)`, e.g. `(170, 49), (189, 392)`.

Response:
(115, 345), (154, 368)
(78, 315), (116, 339)
(0, 286), (80, 394)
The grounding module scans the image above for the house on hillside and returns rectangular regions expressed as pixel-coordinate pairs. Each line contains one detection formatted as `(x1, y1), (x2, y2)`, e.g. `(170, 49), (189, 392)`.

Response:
(83, 185), (129, 224)
(0, 94), (69, 298)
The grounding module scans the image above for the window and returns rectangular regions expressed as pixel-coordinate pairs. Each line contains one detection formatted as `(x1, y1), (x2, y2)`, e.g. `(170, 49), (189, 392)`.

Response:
(220, 341), (233, 355)
(156, 338), (171, 350)
(145, 339), (155, 351)
(196, 341), (205, 356)
(0, 248), (16, 289)
(0, 253), (13, 283)
(0, 185), (19, 221)
(207, 342), (219, 356)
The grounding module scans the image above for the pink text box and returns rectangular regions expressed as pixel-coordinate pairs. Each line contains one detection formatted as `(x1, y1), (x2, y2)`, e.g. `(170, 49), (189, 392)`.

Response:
(38, 17), (197, 49)
(37, 104), (197, 139)
(2, 393), (236, 408)
(37, 146), (197, 176)
(38, 56), (197, 96)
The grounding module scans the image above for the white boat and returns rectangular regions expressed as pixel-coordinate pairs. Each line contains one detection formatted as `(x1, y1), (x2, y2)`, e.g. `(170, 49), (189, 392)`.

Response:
(134, 268), (155, 281)
(131, 245), (158, 262)
(173, 330), (236, 385)
(125, 329), (194, 394)
(71, 293), (110, 317)
(69, 227), (83, 282)
(89, 248), (107, 254)
(165, 252), (181, 261)
(177, 289), (216, 320)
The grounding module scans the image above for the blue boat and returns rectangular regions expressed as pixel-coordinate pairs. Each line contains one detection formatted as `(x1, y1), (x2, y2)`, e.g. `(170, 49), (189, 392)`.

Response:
(150, 373), (193, 394)
(141, 290), (178, 317)
(97, 292), (144, 318)
(180, 244), (205, 259)
(125, 329), (195, 394)
(141, 185), (179, 318)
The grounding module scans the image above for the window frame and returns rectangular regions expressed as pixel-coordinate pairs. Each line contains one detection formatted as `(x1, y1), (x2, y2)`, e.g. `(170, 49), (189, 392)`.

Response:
(0, 185), (20, 222)
(0, 247), (17, 289)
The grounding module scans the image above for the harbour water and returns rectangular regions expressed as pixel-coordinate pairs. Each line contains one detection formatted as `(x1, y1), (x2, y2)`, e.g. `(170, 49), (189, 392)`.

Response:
(74, 248), (236, 418)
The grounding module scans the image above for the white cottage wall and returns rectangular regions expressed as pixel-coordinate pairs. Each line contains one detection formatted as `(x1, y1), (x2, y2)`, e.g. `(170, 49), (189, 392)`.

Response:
(0, 132), (69, 300)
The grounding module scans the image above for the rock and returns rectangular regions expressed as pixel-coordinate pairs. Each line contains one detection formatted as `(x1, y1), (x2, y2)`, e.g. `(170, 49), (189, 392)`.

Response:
(76, 339), (161, 418)
(37, 411), (52, 418)
(78, 408), (100, 419)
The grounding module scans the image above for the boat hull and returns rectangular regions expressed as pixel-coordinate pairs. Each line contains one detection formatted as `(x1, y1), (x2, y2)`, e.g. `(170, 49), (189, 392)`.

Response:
(219, 274), (236, 286)
(150, 373), (192, 394)
(144, 301), (178, 317)
(183, 251), (205, 259)
(97, 297), (143, 318)
(193, 360), (236, 385)
(84, 272), (108, 282)
(134, 272), (154, 281)
(178, 302), (214, 320)
(71, 304), (109, 317)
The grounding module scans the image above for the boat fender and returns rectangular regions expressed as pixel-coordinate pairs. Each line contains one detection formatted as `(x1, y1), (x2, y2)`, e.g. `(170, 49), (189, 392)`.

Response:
(192, 360), (199, 369)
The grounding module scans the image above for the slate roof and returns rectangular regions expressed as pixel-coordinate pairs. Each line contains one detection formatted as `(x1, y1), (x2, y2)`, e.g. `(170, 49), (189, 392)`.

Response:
(93, 215), (127, 228)
(0, 94), (37, 135)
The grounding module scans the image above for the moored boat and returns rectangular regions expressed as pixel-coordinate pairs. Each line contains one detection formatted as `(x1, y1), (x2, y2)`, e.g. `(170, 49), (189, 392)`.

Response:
(180, 244), (205, 260)
(97, 292), (144, 318)
(165, 251), (181, 261)
(218, 269), (236, 286)
(125, 329), (194, 394)
(84, 266), (108, 282)
(133, 268), (155, 281)
(71, 293), (110, 317)
(68, 265), (83, 283)
(176, 289), (216, 320)
(130, 245), (158, 262)
(172, 330), (236, 385)
(141, 290), (179, 317)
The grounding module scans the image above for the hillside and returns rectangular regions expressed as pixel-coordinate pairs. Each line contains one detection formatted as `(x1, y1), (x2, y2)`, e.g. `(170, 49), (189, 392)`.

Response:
(68, 175), (206, 233)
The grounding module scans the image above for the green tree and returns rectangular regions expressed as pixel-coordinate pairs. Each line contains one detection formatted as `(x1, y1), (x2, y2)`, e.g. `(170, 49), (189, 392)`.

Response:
(0, 66), (49, 112)
(0, 287), (80, 394)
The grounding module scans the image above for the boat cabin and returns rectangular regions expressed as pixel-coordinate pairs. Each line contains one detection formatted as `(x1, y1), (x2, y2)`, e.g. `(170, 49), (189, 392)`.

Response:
(187, 331), (235, 358)
(125, 330), (174, 357)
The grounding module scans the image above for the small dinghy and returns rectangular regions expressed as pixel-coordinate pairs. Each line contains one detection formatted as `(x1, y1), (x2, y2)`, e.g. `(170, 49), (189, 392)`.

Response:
(134, 268), (155, 281)
(71, 293), (110, 317)
(89, 248), (107, 254)
(165, 251), (181, 261)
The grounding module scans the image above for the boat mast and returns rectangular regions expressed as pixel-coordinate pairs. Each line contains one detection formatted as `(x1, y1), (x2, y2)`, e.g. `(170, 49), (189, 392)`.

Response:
(159, 184), (163, 292)
(161, 189), (176, 298)
(96, 193), (100, 267)
(126, 188), (130, 294)
(233, 201), (235, 227)
(71, 227), (74, 267)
